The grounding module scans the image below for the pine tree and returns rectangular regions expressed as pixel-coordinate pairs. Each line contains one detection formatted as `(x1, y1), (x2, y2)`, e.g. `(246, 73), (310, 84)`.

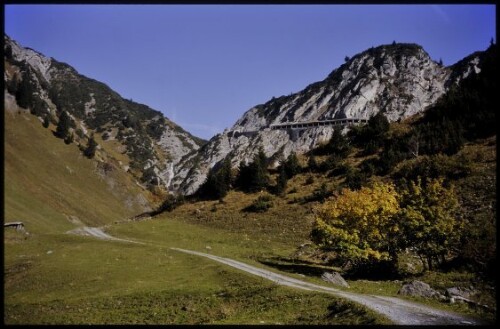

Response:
(15, 74), (35, 109)
(307, 156), (318, 172)
(220, 157), (233, 190)
(283, 152), (301, 178)
(42, 115), (50, 128)
(55, 111), (72, 140)
(250, 147), (270, 192)
(64, 132), (74, 145)
(274, 165), (288, 196)
(235, 148), (270, 193)
(326, 129), (351, 157)
(84, 134), (98, 158)
(198, 156), (233, 200)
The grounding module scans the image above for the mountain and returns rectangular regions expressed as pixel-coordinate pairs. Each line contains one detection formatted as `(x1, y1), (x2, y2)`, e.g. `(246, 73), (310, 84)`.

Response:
(174, 43), (488, 195)
(4, 34), (205, 197)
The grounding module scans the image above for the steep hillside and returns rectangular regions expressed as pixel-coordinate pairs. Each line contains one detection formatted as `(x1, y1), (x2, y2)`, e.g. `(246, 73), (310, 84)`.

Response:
(174, 43), (487, 195)
(4, 94), (152, 234)
(4, 34), (205, 195)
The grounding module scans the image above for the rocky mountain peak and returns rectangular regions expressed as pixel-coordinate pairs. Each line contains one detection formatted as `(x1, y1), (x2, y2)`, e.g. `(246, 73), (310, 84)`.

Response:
(173, 42), (487, 195)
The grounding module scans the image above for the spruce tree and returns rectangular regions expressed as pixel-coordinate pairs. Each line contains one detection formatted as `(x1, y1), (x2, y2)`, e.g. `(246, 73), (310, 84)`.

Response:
(326, 129), (351, 158)
(249, 148), (270, 192)
(284, 152), (301, 178)
(84, 134), (98, 158)
(307, 156), (318, 172)
(274, 165), (288, 196)
(55, 111), (72, 140)
(42, 115), (50, 128)
(199, 156), (233, 200)
(235, 148), (270, 193)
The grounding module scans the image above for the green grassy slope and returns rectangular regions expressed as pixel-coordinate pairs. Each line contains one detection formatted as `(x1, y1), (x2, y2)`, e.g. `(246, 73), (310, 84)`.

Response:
(4, 107), (151, 233)
(4, 213), (386, 325)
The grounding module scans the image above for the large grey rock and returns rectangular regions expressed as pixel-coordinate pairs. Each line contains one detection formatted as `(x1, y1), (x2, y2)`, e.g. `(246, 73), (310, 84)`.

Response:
(398, 280), (442, 298)
(321, 271), (349, 288)
(445, 287), (476, 300)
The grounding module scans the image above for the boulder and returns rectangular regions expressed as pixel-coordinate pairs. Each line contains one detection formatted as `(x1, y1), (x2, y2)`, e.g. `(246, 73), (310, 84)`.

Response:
(321, 271), (349, 288)
(398, 280), (442, 298)
(445, 287), (476, 300)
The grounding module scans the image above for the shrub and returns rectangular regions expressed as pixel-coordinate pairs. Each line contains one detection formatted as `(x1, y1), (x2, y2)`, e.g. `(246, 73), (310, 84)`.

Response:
(157, 195), (185, 213)
(394, 154), (472, 182)
(305, 175), (315, 185)
(244, 194), (273, 213)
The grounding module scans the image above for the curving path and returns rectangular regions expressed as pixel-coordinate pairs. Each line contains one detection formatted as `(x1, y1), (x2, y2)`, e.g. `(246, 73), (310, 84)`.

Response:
(68, 227), (484, 325)
(170, 247), (482, 325)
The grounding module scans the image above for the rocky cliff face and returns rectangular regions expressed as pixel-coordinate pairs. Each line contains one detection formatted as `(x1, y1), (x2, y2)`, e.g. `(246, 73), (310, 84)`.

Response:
(4, 34), (204, 194)
(174, 43), (485, 195)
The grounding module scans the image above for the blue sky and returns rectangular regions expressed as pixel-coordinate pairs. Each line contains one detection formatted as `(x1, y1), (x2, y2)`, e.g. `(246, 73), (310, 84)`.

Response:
(5, 5), (496, 140)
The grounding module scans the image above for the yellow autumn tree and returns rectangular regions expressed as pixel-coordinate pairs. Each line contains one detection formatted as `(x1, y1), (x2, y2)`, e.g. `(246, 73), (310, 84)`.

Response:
(397, 177), (461, 270)
(311, 182), (400, 264)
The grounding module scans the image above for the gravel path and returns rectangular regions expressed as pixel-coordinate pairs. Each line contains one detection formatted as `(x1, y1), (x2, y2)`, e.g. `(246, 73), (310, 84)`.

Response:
(66, 226), (144, 244)
(68, 227), (483, 325)
(171, 247), (483, 325)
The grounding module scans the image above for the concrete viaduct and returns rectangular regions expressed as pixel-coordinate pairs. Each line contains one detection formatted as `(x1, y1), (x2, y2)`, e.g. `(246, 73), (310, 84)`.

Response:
(227, 118), (368, 138)
(269, 118), (368, 130)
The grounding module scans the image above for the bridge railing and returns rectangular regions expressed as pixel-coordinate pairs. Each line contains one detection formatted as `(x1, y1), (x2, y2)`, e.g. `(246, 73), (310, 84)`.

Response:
(227, 118), (368, 136)
(269, 118), (368, 130)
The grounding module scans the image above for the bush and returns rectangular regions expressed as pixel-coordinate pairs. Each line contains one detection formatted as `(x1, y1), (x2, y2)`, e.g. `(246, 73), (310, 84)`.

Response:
(313, 128), (351, 157)
(301, 183), (333, 204)
(305, 175), (315, 185)
(343, 167), (368, 190)
(394, 154), (472, 182)
(244, 194), (273, 213)
(157, 195), (185, 213)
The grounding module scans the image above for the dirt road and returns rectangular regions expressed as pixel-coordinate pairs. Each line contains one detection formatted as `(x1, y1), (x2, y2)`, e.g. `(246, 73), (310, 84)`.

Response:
(69, 227), (483, 325)
(170, 247), (482, 325)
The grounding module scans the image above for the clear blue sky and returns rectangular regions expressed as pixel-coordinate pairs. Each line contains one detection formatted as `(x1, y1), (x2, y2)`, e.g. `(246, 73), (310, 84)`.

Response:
(5, 5), (496, 140)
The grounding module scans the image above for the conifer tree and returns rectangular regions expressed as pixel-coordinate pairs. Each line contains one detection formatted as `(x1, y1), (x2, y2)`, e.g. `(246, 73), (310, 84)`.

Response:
(84, 134), (98, 158)
(283, 152), (301, 178)
(42, 115), (50, 128)
(307, 156), (318, 172)
(198, 156), (233, 200)
(235, 147), (270, 192)
(55, 111), (72, 140)
(274, 165), (288, 196)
